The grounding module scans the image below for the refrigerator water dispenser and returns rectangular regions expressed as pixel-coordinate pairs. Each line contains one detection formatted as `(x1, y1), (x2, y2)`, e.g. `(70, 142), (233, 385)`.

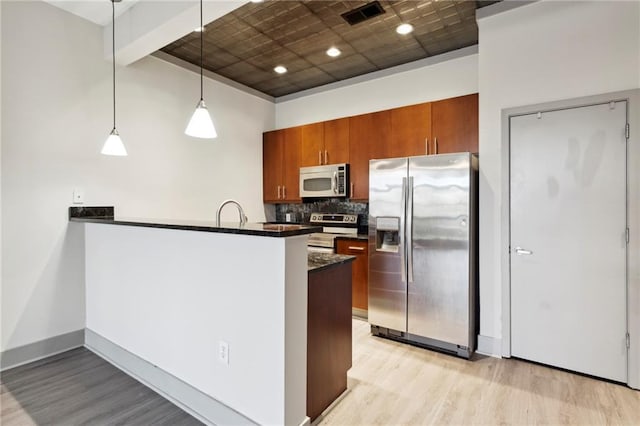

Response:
(375, 217), (400, 252)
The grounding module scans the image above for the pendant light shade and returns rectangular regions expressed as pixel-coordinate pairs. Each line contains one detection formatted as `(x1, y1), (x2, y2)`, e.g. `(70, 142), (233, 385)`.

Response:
(186, 99), (217, 138)
(102, 0), (127, 156)
(102, 128), (127, 156)
(186, 0), (217, 139)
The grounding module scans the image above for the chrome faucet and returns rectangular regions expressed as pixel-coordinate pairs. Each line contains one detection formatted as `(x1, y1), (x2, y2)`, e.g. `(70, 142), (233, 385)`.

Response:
(216, 199), (248, 227)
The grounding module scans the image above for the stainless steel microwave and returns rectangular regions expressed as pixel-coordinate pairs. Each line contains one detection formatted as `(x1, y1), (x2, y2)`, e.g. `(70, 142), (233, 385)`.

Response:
(299, 163), (350, 198)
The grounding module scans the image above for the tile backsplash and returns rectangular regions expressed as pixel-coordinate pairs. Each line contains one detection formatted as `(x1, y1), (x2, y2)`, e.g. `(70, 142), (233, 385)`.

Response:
(275, 199), (369, 234)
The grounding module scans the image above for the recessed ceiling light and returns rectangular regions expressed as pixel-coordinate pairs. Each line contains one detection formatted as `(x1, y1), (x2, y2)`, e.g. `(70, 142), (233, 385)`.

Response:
(274, 65), (287, 74)
(194, 26), (204, 32)
(250, 0), (264, 3)
(396, 23), (414, 35)
(326, 47), (341, 57)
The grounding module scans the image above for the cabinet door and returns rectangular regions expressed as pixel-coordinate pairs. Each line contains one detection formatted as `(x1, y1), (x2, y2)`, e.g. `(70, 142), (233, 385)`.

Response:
(336, 239), (369, 312)
(263, 130), (283, 203)
(282, 126), (301, 202)
(390, 102), (432, 158)
(349, 111), (391, 200)
(300, 123), (324, 167)
(431, 93), (478, 154)
(323, 118), (350, 165)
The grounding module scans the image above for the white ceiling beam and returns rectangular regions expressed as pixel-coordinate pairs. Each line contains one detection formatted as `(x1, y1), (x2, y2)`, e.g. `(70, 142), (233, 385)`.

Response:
(104, 0), (247, 66)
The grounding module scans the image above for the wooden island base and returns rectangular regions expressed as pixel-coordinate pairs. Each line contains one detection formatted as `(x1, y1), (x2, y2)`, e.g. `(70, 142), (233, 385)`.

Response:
(307, 261), (353, 422)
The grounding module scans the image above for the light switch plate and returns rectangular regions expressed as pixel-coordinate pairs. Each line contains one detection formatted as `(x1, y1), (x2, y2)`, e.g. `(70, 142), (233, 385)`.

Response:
(219, 341), (229, 365)
(73, 189), (84, 204)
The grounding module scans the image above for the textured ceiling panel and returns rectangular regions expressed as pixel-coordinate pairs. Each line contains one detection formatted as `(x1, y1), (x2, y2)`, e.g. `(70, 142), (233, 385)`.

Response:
(160, 0), (500, 98)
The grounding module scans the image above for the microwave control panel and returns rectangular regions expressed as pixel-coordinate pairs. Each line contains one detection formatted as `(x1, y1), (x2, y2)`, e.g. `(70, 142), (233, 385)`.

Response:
(337, 166), (345, 194)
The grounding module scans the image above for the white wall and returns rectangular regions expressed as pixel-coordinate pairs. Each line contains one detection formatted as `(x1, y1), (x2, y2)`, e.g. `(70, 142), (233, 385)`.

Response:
(0, 0), (3, 354)
(1, 0), (274, 352)
(477, 0), (640, 353)
(85, 224), (308, 425)
(275, 49), (478, 128)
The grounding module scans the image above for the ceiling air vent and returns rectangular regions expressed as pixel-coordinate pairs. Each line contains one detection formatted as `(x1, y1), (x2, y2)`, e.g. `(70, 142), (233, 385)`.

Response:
(341, 1), (386, 26)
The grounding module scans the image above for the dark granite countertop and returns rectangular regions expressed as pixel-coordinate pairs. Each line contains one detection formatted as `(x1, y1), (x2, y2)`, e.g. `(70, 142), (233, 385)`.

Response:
(70, 216), (321, 238)
(308, 252), (355, 272)
(335, 234), (369, 242)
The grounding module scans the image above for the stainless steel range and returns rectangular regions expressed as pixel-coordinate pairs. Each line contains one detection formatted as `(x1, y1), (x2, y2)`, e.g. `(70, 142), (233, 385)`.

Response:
(307, 213), (358, 253)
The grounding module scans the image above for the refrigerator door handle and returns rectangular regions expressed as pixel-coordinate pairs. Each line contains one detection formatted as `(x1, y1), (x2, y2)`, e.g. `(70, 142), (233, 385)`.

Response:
(400, 177), (407, 283)
(407, 176), (414, 283)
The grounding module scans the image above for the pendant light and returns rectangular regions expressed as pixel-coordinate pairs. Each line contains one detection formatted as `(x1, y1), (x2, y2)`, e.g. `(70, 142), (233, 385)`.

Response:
(185, 0), (217, 139)
(101, 0), (127, 156)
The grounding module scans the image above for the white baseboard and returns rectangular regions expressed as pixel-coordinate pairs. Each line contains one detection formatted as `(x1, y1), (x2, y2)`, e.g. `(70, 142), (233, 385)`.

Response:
(300, 415), (312, 426)
(476, 334), (502, 358)
(85, 328), (257, 426)
(0, 329), (85, 371)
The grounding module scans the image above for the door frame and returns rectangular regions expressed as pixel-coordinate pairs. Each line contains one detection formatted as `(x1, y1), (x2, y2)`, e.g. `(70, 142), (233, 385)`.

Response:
(500, 89), (640, 389)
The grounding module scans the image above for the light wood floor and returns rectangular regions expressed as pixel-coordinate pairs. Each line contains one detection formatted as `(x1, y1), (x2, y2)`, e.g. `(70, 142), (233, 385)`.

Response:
(318, 318), (640, 425)
(2, 322), (638, 425)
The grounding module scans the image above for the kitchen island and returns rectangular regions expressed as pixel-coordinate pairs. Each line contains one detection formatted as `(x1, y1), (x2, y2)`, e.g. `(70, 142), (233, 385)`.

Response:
(306, 252), (354, 422)
(71, 207), (321, 426)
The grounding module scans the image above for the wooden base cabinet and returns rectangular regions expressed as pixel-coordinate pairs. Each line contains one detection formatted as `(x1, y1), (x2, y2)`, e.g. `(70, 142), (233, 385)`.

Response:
(307, 262), (353, 422)
(336, 239), (369, 316)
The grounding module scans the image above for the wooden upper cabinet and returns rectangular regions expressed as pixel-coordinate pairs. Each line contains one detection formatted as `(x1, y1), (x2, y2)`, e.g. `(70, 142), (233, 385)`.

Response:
(300, 119), (350, 166)
(349, 110), (391, 200)
(282, 127), (301, 202)
(390, 103), (432, 158)
(263, 127), (300, 203)
(431, 93), (478, 154)
(300, 123), (324, 167)
(323, 118), (349, 165)
(263, 130), (283, 203)
(263, 93), (477, 203)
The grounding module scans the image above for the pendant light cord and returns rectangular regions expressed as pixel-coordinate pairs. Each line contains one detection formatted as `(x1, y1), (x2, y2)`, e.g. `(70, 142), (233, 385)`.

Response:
(112, 0), (116, 130)
(200, 0), (204, 101)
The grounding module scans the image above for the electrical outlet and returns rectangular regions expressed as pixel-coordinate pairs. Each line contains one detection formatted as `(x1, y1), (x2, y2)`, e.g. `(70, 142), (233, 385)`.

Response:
(73, 189), (84, 204)
(285, 213), (292, 222)
(219, 341), (229, 365)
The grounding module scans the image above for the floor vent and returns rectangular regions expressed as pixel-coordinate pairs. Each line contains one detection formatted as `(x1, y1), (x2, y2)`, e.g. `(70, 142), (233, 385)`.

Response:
(341, 1), (386, 26)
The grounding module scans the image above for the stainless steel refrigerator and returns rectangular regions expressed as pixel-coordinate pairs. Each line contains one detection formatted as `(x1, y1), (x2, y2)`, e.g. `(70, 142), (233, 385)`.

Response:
(368, 153), (478, 358)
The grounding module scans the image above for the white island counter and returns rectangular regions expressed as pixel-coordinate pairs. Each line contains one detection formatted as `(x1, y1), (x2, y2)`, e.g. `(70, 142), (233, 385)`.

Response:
(71, 208), (321, 426)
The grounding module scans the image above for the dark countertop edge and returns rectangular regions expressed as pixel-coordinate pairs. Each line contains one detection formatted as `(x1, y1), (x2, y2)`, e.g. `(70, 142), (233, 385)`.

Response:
(308, 254), (356, 273)
(334, 234), (369, 242)
(70, 217), (322, 238)
(69, 206), (114, 219)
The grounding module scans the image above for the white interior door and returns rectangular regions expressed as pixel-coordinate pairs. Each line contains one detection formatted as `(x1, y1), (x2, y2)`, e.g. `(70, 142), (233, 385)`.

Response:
(510, 102), (627, 382)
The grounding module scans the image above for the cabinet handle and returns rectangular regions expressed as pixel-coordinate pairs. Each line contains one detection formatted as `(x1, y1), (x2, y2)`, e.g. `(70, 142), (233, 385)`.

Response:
(283, 186), (286, 199)
(324, 150), (328, 164)
(425, 137), (429, 155)
(277, 185), (281, 199)
(350, 182), (354, 198)
(348, 246), (365, 251)
(434, 137), (438, 154)
(318, 151), (322, 165)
